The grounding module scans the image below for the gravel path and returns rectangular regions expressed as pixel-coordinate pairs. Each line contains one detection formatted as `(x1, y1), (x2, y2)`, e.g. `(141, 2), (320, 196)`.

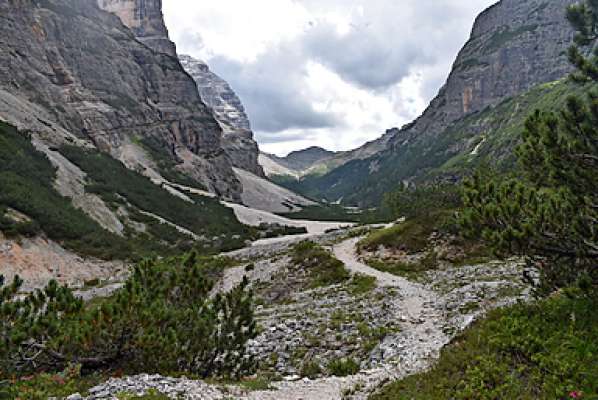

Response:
(333, 237), (407, 287)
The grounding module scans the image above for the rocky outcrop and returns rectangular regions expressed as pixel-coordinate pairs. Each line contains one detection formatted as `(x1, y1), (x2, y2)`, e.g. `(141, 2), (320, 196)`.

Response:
(399, 0), (577, 145)
(97, 0), (177, 56)
(0, 0), (241, 200)
(179, 55), (265, 177)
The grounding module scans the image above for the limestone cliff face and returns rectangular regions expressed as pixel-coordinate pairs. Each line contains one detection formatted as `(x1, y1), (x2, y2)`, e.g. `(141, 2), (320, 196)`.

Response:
(96, 0), (176, 56)
(403, 0), (577, 143)
(0, 0), (241, 200)
(179, 55), (264, 177)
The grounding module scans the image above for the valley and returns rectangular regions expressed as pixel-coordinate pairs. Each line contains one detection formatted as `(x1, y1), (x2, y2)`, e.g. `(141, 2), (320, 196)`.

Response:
(1, 0), (596, 399)
(67, 224), (529, 399)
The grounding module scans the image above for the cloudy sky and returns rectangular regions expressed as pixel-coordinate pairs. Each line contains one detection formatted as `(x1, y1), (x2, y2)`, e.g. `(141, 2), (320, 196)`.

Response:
(163, 0), (496, 156)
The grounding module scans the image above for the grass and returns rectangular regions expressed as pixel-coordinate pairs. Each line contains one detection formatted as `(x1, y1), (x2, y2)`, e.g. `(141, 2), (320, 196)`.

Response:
(328, 358), (360, 377)
(365, 257), (435, 281)
(117, 390), (170, 400)
(348, 274), (377, 295)
(370, 294), (598, 400)
(6, 368), (106, 400)
(358, 212), (445, 254)
(291, 241), (350, 288)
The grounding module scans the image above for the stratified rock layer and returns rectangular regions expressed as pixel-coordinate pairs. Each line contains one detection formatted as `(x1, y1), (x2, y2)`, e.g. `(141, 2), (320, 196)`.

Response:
(0, 0), (241, 199)
(180, 55), (265, 177)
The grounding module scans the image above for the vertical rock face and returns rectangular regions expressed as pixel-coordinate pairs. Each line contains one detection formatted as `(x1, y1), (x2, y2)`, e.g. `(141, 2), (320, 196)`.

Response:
(97, 0), (177, 56)
(179, 55), (265, 177)
(417, 0), (577, 134)
(0, 0), (241, 200)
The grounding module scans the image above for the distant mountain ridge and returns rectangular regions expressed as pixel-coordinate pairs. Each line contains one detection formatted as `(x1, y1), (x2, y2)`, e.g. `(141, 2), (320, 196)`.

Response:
(283, 0), (582, 206)
(260, 128), (397, 178)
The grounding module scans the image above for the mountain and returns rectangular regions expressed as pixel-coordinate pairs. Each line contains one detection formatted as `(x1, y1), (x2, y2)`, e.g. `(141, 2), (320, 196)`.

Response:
(0, 0), (242, 201)
(260, 147), (336, 177)
(261, 129), (396, 179)
(179, 55), (265, 177)
(287, 0), (581, 206)
(0, 0), (265, 267)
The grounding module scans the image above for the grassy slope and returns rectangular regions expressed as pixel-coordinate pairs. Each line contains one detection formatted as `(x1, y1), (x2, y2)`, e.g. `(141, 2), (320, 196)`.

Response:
(371, 295), (598, 400)
(0, 121), (254, 260)
(0, 121), (130, 259)
(289, 80), (594, 207)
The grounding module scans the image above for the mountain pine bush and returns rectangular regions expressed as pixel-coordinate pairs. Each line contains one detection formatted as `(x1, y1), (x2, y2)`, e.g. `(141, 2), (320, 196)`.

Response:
(461, 0), (598, 296)
(0, 252), (256, 379)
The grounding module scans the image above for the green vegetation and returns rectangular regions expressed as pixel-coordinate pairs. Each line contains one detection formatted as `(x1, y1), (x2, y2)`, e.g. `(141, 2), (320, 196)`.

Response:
(374, 5), (598, 398)
(5, 364), (103, 400)
(279, 204), (362, 222)
(382, 183), (462, 221)
(300, 360), (323, 379)
(371, 295), (598, 400)
(291, 241), (350, 288)
(117, 390), (170, 400)
(348, 274), (377, 295)
(137, 136), (206, 189)
(60, 145), (248, 240)
(327, 358), (360, 377)
(461, 2), (598, 296)
(289, 78), (594, 208)
(364, 257), (436, 282)
(1, 253), (257, 392)
(0, 121), (130, 259)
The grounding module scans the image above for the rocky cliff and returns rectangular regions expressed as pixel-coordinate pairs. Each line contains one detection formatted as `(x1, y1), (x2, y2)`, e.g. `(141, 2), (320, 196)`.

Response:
(397, 0), (577, 146)
(97, 0), (177, 56)
(179, 55), (264, 177)
(0, 0), (241, 200)
(290, 0), (582, 206)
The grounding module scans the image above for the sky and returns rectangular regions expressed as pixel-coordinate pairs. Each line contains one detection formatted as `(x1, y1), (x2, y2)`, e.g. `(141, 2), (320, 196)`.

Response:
(163, 0), (497, 156)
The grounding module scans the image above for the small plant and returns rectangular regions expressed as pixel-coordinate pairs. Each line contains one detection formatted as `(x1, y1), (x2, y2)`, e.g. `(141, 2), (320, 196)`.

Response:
(300, 360), (322, 379)
(328, 358), (360, 377)
(291, 241), (350, 288)
(349, 274), (377, 295)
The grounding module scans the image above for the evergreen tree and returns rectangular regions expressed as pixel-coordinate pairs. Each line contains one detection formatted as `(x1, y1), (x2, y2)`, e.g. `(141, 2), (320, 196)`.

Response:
(461, 1), (598, 296)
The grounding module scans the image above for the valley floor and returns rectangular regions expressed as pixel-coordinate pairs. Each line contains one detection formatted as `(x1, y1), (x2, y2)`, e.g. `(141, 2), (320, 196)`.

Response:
(71, 223), (528, 400)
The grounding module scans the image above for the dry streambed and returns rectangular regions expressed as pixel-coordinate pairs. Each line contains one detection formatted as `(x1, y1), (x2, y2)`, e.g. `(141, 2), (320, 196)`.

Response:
(76, 228), (529, 400)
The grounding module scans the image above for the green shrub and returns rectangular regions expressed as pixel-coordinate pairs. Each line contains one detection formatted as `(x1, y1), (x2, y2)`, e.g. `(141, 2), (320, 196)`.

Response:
(349, 274), (377, 295)
(59, 145), (250, 241)
(291, 241), (350, 288)
(327, 358), (360, 377)
(0, 252), (257, 380)
(0, 122), (130, 259)
(300, 360), (322, 379)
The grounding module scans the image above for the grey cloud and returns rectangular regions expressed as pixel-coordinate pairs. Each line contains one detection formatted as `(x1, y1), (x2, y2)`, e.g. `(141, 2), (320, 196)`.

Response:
(210, 44), (341, 133)
(256, 130), (319, 145)
(174, 0), (496, 144)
